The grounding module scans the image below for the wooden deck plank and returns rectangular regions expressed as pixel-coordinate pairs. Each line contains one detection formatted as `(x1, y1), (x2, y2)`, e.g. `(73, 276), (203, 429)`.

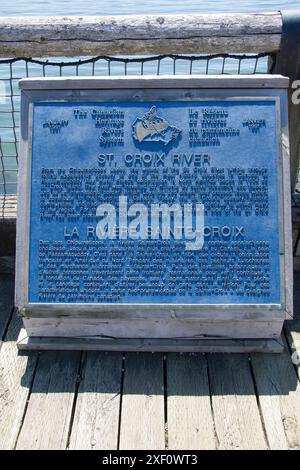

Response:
(0, 312), (38, 450)
(69, 352), (123, 450)
(167, 353), (216, 450)
(251, 340), (300, 450)
(119, 352), (165, 450)
(285, 322), (300, 380)
(16, 350), (81, 450)
(207, 353), (267, 450)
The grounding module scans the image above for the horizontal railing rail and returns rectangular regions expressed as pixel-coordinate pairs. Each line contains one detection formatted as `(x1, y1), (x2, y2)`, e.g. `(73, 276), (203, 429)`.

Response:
(0, 12), (282, 57)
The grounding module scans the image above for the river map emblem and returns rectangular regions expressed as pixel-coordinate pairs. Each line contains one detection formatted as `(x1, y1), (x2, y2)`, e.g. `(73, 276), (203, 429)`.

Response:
(132, 106), (181, 146)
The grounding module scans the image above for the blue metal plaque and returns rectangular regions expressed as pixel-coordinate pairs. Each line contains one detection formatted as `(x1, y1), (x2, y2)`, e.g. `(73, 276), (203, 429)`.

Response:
(28, 99), (280, 305)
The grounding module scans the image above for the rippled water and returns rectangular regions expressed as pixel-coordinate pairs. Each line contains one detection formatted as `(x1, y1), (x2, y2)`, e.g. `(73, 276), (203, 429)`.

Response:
(1, 0), (299, 15)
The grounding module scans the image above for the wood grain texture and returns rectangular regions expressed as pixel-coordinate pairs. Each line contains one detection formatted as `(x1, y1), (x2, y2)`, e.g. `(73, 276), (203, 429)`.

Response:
(0, 13), (282, 57)
(280, 98), (294, 319)
(0, 195), (17, 219)
(251, 339), (300, 450)
(16, 351), (80, 450)
(22, 317), (284, 340)
(17, 330), (284, 353)
(0, 196), (17, 258)
(0, 312), (38, 449)
(167, 353), (216, 449)
(69, 352), (123, 450)
(207, 354), (267, 449)
(119, 352), (165, 450)
(19, 75), (289, 91)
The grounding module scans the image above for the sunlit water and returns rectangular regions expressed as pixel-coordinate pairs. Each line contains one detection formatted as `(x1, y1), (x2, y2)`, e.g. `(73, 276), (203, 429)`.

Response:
(1, 0), (299, 15)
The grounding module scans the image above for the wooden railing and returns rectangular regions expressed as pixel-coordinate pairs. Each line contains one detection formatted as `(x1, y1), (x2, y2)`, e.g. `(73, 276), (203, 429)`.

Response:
(0, 12), (282, 56)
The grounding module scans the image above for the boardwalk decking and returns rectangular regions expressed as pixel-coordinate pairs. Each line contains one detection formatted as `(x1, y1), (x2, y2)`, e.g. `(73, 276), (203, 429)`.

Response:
(0, 256), (300, 450)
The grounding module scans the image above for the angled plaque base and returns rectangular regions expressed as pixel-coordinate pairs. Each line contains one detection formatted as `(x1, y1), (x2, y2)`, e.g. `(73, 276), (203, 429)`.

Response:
(17, 328), (284, 353)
